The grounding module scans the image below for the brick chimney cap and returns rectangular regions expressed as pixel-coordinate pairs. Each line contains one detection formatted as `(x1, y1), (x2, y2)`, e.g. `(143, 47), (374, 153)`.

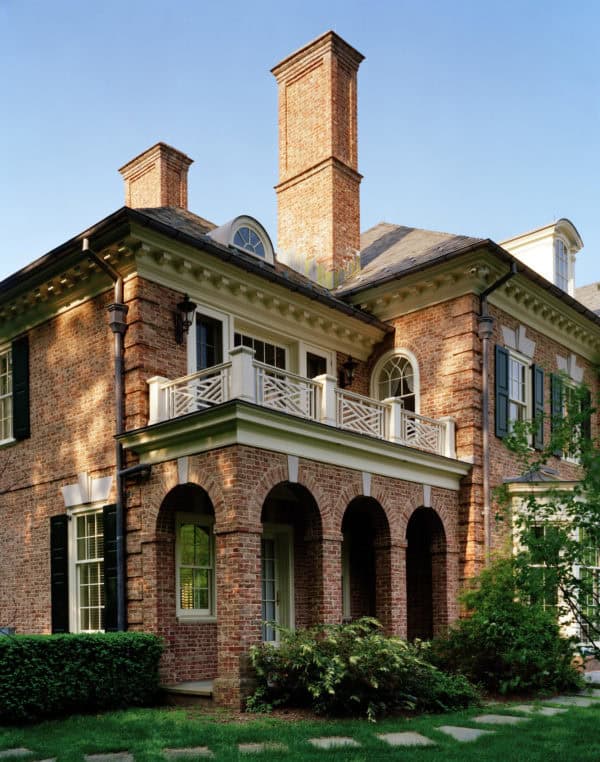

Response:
(271, 30), (364, 80)
(118, 142), (193, 177)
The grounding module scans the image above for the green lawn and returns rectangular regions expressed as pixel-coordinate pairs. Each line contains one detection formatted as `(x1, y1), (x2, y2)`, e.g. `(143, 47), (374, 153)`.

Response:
(1, 701), (600, 761)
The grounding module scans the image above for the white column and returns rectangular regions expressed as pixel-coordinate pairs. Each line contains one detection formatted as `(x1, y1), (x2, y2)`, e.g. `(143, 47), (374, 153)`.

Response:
(384, 397), (403, 444)
(438, 416), (456, 459)
(147, 376), (169, 424)
(229, 345), (256, 403)
(314, 374), (337, 427)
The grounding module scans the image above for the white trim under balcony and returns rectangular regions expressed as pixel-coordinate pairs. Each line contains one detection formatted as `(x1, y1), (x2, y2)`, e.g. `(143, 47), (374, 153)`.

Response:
(147, 346), (456, 459)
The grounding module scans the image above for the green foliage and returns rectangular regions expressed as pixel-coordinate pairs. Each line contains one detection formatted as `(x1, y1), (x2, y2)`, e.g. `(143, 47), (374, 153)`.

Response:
(430, 559), (583, 694)
(499, 378), (600, 654)
(0, 632), (163, 724)
(247, 618), (478, 720)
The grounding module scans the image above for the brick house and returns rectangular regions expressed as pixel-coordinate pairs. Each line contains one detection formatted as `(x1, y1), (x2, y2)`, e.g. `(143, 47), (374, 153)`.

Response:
(1, 31), (599, 708)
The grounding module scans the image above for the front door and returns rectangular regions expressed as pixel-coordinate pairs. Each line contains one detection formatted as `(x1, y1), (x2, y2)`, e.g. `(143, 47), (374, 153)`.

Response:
(261, 528), (293, 642)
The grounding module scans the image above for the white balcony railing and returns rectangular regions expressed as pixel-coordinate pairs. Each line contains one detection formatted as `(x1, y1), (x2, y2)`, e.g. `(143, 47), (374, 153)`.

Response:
(147, 346), (455, 458)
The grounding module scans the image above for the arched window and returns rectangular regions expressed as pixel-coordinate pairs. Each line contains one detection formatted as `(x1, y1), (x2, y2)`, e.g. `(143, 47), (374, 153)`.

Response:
(372, 350), (419, 413)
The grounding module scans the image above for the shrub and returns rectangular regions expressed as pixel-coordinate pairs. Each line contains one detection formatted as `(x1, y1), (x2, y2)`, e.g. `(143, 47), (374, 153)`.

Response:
(0, 632), (163, 724)
(247, 618), (478, 720)
(429, 559), (583, 695)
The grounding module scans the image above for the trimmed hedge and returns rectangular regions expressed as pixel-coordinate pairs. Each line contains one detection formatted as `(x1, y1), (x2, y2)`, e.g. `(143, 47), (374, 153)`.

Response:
(0, 632), (163, 724)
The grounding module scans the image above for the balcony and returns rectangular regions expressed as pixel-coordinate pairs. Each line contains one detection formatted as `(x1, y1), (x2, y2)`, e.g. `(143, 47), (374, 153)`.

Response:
(147, 346), (456, 459)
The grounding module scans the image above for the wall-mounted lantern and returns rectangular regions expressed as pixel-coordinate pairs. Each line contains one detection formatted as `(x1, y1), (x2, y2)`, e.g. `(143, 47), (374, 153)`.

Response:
(175, 294), (197, 345)
(339, 355), (358, 389)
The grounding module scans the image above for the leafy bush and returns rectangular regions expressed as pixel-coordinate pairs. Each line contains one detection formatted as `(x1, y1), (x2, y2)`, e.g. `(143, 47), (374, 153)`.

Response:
(0, 632), (163, 724)
(247, 618), (478, 720)
(429, 559), (583, 695)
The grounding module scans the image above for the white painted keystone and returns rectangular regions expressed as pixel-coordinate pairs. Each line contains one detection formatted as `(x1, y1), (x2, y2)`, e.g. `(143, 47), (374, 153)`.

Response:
(473, 714), (530, 725)
(308, 737), (361, 749)
(238, 742), (288, 754)
(437, 726), (494, 742)
(378, 732), (435, 747)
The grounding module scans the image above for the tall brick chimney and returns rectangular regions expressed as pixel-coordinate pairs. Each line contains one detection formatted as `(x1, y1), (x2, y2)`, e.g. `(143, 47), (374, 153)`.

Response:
(118, 142), (193, 209)
(272, 32), (364, 281)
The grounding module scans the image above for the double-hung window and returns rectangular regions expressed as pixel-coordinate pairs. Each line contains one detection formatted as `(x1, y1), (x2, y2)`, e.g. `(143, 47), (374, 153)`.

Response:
(508, 355), (528, 426)
(233, 333), (286, 370)
(176, 513), (215, 618)
(0, 348), (12, 442)
(529, 524), (559, 613)
(579, 529), (600, 644)
(74, 510), (105, 632)
(555, 240), (569, 292)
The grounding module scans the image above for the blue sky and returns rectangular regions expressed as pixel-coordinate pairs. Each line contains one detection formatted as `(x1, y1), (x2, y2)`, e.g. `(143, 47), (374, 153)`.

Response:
(1, 0), (598, 286)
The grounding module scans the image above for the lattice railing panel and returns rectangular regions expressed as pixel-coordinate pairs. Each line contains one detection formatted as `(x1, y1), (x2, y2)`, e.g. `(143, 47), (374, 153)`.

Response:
(255, 363), (318, 420)
(335, 389), (387, 439)
(164, 364), (231, 418)
(401, 410), (444, 454)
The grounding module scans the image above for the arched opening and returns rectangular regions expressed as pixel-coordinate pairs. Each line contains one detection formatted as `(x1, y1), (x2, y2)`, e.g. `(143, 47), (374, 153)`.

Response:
(260, 482), (322, 642)
(341, 497), (391, 628)
(155, 483), (217, 682)
(406, 507), (447, 640)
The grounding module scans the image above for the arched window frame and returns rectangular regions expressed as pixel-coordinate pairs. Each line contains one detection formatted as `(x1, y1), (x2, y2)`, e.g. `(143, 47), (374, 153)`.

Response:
(370, 348), (420, 414)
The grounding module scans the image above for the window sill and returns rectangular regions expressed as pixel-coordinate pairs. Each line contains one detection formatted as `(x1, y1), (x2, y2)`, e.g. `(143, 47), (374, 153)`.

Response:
(176, 615), (217, 624)
(0, 437), (16, 449)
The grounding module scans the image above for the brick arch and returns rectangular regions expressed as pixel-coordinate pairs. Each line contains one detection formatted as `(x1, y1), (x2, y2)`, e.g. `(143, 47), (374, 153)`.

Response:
(245, 460), (289, 527)
(187, 460), (227, 524)
(294, 466), (336, 534)
(333, 482), (397, 543)
(399, 500), (457, 554)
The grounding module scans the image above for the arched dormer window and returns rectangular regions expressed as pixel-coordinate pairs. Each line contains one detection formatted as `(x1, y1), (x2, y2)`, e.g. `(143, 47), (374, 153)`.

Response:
(554, 238), (569, 292)
(207, 215), (275, 265)
(371, 349), (420, 413)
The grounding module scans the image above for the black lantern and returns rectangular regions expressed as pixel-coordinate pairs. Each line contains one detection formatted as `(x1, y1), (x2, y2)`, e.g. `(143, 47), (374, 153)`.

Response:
(175, 294), (197, 344)
(339, 355), (358, 389)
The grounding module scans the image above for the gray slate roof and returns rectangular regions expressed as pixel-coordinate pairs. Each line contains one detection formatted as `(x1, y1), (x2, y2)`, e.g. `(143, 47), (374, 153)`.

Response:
(335, 222), (484, 295)
(575, 282), (600, 315)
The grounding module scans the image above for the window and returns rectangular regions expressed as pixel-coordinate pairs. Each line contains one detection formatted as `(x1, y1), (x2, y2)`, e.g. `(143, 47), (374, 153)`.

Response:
(0, 348), (12, 442)
(555, 239), (569, 291)
(196, 314), (223, 371)
(508, 355), (528, 425)
(233, 226), (266, 259)
(579, 529), (600, 644)
(529, 524), (559, 612)
(176, 513), (215, 618)
(373, 352), (417, 412)
(74, 511), (105, 632)
(234, 333), (286, 369)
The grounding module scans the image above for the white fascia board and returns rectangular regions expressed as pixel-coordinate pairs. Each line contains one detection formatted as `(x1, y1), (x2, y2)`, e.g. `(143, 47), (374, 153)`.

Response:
(119, 401), (470, 491)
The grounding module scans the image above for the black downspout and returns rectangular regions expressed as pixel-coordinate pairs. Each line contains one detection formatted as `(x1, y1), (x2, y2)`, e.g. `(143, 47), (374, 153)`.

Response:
(83, 238), (128, 631)
(477, 261), (518, 563)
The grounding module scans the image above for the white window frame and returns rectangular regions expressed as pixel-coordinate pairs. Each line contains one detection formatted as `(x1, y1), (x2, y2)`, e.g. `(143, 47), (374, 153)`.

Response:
(299, 342), (335, 378)
(187, 303), (230, 375)
(175, 511), (216, 621)
(554, 238), (570, 292)
(261, 523), (294, 643)
(68, 503), (106, 634)
(0, 345), (13, 445)
(233, 330), (288, 371)
(576, 527), (600, 646)
(370, 348), (420, 412)
(507, 350), (531, 429)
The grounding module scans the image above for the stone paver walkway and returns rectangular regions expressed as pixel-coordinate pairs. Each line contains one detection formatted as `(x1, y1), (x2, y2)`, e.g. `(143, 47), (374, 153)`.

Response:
(473, 713), (530, 725)
(437, 726), (494, 742)
(163, 750), (213, 759)
(308, 737), (361, 749)
(378, 732), (435, 747)
(238, 743), (288, 754)
(544, 695), (595, 707)
(0, 753), (33, 761)
(85, 756), (133, 762)
(511, 704), (567, 716)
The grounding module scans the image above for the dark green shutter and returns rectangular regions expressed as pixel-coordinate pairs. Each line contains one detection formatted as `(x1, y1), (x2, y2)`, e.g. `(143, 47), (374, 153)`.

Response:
(532, 365), (545, 450)
(551, 374), (563, 458)
(11, 335), (30, 440)
(103, 503), (118, 632)
(50, 515), (69, 633)
(495, 345), (509, 438)
(581, 387), (592, 442)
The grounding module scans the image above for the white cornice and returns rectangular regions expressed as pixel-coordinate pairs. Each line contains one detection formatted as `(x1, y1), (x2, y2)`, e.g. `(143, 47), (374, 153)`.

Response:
(119, 400), (471, 491)
(132, 224), (385, 360)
